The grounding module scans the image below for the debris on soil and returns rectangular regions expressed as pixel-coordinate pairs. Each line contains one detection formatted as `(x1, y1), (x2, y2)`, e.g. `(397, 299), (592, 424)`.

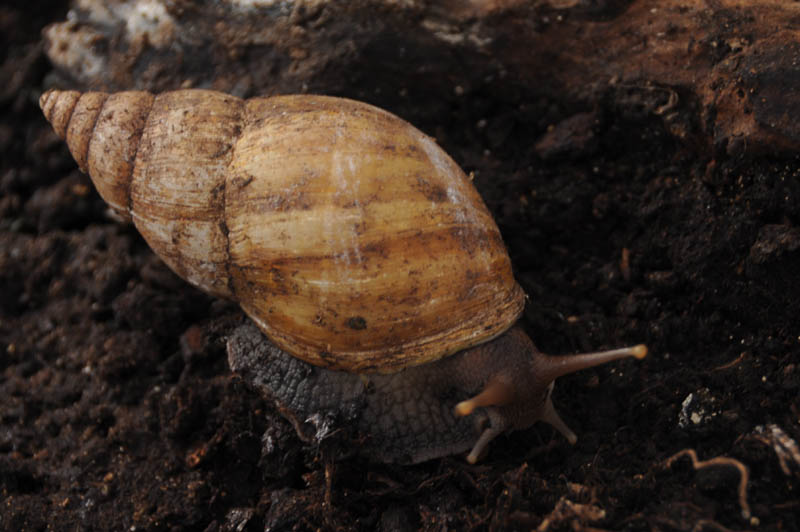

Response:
(2, 0), (799, 530)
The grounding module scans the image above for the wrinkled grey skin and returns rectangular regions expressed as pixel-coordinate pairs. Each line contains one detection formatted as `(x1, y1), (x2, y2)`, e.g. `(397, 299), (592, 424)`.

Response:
(226, 323), (533, 464)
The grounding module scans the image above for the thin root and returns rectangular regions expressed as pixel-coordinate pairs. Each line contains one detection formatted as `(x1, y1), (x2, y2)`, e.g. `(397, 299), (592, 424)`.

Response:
(713, 351), (747, 371)
(663, 449), (752, 520)
(535, 497), (606, 532)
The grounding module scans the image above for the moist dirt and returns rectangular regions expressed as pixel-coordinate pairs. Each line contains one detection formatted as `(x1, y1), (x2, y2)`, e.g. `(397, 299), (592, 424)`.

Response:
(2, 1), (798, 531)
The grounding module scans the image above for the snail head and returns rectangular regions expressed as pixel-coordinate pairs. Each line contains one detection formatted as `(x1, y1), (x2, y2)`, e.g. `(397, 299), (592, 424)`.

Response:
(453, 327), (647, 463)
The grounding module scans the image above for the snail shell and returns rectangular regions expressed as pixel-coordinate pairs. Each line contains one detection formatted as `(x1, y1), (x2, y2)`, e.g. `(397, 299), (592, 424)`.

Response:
(40, 89), (525, 373)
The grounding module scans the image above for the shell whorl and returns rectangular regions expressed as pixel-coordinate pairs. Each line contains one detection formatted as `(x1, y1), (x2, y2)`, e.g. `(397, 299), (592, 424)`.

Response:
(40, 89), (525, 373)
(40, 89), (155, 223)
(40, 89), (241, 299)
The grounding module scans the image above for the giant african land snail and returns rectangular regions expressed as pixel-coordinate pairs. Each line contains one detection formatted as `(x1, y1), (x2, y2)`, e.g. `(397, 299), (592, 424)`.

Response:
(40, 88), (646, 464)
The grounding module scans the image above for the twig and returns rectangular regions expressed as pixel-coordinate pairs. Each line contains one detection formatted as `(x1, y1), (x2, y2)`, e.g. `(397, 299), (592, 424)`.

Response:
(663, 449), (752, 520)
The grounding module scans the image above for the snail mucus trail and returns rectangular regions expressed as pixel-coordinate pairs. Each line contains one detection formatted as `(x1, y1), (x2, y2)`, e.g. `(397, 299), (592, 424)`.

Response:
(40, 88), (647, 464)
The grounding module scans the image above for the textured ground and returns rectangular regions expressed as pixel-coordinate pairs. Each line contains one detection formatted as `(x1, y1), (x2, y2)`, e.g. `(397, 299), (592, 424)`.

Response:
(1, 1), (799, 530)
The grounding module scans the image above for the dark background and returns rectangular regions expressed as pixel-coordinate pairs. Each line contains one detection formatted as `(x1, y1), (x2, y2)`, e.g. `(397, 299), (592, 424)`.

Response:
(1, 0), (798, 530)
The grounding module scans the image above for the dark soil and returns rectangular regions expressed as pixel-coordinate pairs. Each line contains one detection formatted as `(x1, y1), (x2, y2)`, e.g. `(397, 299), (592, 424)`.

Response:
(2, 1), (799, 531)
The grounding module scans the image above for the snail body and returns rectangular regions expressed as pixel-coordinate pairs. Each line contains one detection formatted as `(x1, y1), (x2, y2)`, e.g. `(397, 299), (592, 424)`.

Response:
(41, 89), (646, 464)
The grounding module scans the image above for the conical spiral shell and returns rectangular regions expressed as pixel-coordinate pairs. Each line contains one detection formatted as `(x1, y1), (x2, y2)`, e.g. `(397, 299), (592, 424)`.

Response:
(40, 89), (525, 373)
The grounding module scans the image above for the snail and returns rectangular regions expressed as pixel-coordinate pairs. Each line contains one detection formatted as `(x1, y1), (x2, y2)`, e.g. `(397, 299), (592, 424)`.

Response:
(40, 88), (647, 464)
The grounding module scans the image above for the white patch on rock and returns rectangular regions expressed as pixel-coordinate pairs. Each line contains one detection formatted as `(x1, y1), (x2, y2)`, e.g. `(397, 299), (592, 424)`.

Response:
(678, 388), (720, 429)
(44, 21), (108, 84)
(226, 0), (286, 7)
(74, 0), (175, 48)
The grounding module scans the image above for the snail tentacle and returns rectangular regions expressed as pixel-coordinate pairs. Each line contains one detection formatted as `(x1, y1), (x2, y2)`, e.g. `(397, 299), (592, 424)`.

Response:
(454, 375), (514, 417)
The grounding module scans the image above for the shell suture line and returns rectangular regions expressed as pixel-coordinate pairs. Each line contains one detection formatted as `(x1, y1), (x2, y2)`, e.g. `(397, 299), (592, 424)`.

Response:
(126, 94), (156, 216)
(83, 92), (111, 195)
(62, 93), (81, 141)
(220, 97), (248, 299)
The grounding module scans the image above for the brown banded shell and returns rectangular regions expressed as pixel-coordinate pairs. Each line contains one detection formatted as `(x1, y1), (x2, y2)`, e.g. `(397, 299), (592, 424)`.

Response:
(40, 89), (525, 373)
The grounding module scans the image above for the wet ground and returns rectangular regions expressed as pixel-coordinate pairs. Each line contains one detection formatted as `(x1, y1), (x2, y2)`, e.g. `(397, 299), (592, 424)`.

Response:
(2, 1), (799, 530)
